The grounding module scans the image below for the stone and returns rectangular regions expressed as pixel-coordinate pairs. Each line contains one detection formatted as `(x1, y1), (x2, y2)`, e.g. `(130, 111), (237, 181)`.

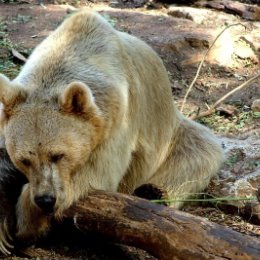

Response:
(168, 6), (211, 24)
(197, 0), (260, 21)
(251, 99), (260, 112)
(209, 135), (260, 220)
(234, 41), (258, 63)
(241, 33), (260, 53)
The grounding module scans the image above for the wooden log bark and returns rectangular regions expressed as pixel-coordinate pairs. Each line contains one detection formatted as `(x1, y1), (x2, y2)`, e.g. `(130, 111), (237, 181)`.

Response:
(63, 191), (260, 260)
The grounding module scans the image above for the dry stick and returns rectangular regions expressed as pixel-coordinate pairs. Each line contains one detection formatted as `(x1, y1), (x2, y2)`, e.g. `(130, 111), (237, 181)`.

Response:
(190, 72), (260, 120)
(180, 23), (244, 113)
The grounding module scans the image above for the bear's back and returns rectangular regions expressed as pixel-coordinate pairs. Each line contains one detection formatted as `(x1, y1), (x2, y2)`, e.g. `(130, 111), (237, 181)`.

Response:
(14, 10), (177, 146)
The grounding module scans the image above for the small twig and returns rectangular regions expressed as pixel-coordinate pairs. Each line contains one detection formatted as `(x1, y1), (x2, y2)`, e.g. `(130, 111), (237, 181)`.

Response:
(190, 73), (260, 120)
(180, 23), (244, 113)
(151, 196), (256, 204)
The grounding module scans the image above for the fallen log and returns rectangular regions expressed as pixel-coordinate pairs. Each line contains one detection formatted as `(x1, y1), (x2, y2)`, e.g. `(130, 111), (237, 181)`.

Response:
(64, 191), (260, 260)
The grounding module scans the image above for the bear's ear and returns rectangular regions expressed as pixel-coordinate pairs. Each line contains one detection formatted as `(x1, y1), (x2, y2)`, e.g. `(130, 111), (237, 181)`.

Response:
(59, 81), (95, 115)
(0, 74), (27, 119)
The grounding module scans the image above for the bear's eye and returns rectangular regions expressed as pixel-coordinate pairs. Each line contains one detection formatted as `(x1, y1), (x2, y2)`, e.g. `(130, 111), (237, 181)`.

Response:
(50, 154), (64, 163)
(21, 158), (31, 167)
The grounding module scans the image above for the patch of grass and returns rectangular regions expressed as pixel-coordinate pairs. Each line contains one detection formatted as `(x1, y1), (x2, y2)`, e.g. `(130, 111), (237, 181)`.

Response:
(253, 112), (260, 118)
(243, 160), (260, 171)
(0, 35), (14, 49)
(151, 195), (256, 206)
(14, 14), (33, 24)
(198, 110), (258, 134)
(0, 21), (21, 78)
(198, 113), (231, 133)
(0, 20), (14, 48)
(235, 111), (250, 129)
(225, 154), (238, 167)
(244, 58), (254, 68)
(0, 60), (20, 78)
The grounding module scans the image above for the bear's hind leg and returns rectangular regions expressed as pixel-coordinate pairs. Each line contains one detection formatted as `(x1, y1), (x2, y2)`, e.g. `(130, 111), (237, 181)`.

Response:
(147, 117), (224, 208)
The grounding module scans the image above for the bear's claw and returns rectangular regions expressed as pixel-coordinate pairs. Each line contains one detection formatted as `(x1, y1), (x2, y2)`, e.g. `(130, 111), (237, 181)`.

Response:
(0, 219), (13, 255)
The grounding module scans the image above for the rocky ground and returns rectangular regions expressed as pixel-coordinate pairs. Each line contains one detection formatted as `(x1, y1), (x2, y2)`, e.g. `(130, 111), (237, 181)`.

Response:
(0, 0), (259, 259)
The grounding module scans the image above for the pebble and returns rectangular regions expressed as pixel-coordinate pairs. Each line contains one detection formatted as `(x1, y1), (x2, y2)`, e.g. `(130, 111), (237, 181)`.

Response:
(251, 99), (260, 112)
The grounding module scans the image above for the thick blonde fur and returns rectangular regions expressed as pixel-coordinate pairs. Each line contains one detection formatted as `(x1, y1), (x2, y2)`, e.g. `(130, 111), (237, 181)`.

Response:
(0, 11), (223, 240)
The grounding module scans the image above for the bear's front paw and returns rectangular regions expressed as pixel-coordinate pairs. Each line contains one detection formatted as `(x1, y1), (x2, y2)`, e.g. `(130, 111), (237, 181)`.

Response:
(16, 214), (51, 244)
(16, 184), (51, 242)
(0, 218), (13, 255)
(133, 183), (170, 206)
(0, 197), (16, 255)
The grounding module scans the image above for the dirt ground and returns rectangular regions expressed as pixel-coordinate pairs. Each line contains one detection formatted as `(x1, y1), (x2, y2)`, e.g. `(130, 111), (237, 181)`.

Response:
(0, 0), (259, 259)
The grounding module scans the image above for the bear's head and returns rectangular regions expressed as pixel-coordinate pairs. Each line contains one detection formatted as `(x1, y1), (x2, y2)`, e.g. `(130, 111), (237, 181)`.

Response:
(0, 74), (105, 215)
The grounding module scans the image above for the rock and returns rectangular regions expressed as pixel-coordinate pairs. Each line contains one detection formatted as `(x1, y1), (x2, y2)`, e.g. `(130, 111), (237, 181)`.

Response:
(168, 9), (193, 21)
(168, 6), (211, 24)
(230, 1), (257, 20)
(166, 4), (259, 67)
(184, 36), (209, 48)
(108, 6), (258, 71)
(234, 38), (258, 63)
(208, 28), (234, 66)
(113, 0), (149, 8)
(174, 27), (235, 67)
(217, 105), (238, 117)
(241, 33), (260, 53)
(197, 0), (260, 21)
(251, 99), (260, 112)
(172, 80), (183, 90)
(209, 135), (260, 222)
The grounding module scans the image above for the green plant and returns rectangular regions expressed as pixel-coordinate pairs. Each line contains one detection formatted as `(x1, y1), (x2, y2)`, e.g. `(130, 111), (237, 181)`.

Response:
(225, 154), (238, 167)
(253, 112), (260, 118)
(151, 194), (256, 206)
(0, 22), (21, 78)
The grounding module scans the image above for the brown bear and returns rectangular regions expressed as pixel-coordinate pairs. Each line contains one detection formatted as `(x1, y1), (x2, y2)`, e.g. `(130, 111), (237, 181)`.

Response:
(0, 10), (223, 254)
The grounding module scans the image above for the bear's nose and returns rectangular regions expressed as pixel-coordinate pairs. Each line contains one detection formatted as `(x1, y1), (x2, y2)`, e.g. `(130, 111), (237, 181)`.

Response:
(34, 195), (56, 214)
